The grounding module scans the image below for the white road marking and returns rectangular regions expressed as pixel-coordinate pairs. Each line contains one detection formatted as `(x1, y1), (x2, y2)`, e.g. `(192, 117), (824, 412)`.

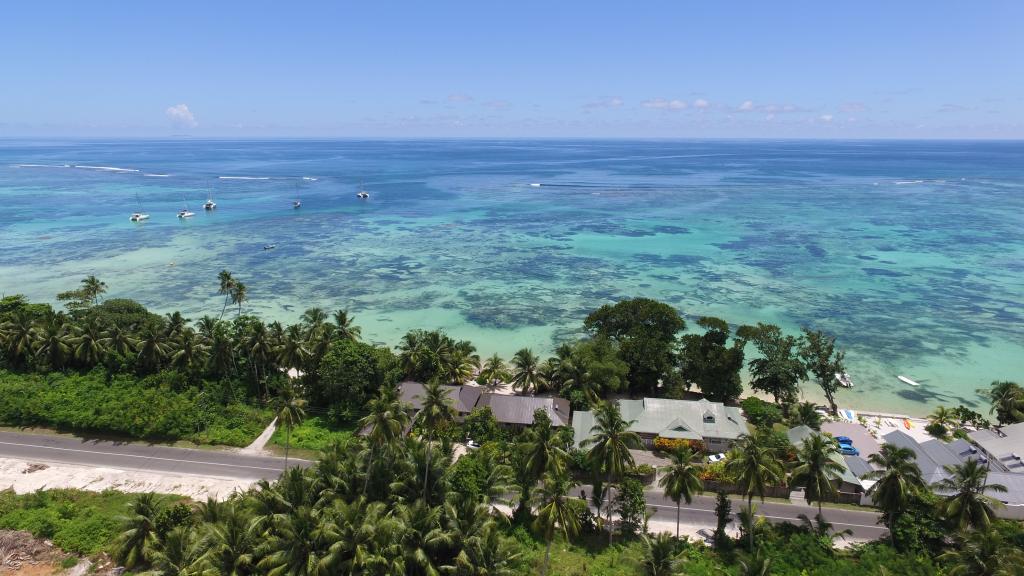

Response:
(645, 503), (884, 530)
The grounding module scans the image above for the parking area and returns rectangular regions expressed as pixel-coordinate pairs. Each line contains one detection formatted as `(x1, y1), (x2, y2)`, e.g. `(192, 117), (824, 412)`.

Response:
(821, 421), (881, 459)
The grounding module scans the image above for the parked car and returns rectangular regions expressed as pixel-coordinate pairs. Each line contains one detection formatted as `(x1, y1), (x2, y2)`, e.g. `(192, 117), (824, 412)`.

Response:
(835, 436), (854, 446)
(838, 445), (860, 456)
(708, 453), (726, 463)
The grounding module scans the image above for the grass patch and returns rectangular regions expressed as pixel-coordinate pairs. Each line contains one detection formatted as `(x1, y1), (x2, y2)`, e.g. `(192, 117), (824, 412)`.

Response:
(0, 488), (165, 556)
(269, 416), (357, 453)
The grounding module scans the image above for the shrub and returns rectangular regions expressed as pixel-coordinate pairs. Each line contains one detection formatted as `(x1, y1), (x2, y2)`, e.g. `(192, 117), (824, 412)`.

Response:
(654, 436), (705, 453)
(740, 396), (783, 428)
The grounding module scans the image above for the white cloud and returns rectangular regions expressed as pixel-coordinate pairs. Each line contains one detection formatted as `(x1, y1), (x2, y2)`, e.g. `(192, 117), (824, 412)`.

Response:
(839, 102), (866, 113)
(693, 98), (710, 109)
(738, 100), (754, 111)
(447, 94), (473, 103)
(642, 98), (688, 110)
(584, 97), (624, 109)
(165, 104), (197, 128)
(818, 114), (834, 123)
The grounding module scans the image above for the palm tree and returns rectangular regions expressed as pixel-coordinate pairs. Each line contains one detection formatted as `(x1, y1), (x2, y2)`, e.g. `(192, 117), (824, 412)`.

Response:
(532, 472), (580, 576)
(70, 319), (107, 367)
(276, 324), (308, 374)
(864, 444), (925, 542)
(150, 525), (203, 576)
(136, 326), (171, 373)
(332, 309), (362, 341)
(445, 340), (479, 385)
(300, 307), (329, 340)
(658, 445), (704, 538)
(790, 433), (844, 514)
(100, 324), (135, 359)
(230, 281), (248, 317)
(510, 348), (542, 394)
(980, 381), (1024, 425)
(81, 274), (107, 305)
(256, 505), (327, 576)
(418, 380), (457, 500)
(737, 546), (772, 576)
(358, 389), (410, 494)
(938, 528), (1024, 576)
(164, 311), (188, 338)
(115, 492), (164, 569)
(725, 433), (785, 550)
(207, 324), (236, 379)
(195, 315), (219, 341)
(170, 327), (208, 374)
(933, 459), (1007, 531)
(478, 353), (509, 388)
(203, 505), (257, 576)
(242, 320), (275, 397)
(394, 499), (448, 576)
(277, 386), (307, 468)
(796, 512), (853, 546)
(789, 401), (822, 431)
(445, 522), (520, 576)
(0, 312), (36, 368)
(217, 270), (235, 320)
(34, 314), (73, 370)
(582, 400), (641, 544)
(929, 405), (956, 436)
(639, 532), (685, 576)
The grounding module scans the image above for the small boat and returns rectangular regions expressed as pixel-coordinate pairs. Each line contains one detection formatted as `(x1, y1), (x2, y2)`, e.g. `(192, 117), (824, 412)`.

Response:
(263, 244), (276, 251)
(834, 372), (854, 389)
(530, 183), (542, 188)
(897, 375), (921, 387)
(177, 209), (195, 218)
(130, 192), (149, 222)
(203, 198), (216, 210)
(292, 200), (302, 208)
(357, 191), (369, 199)
(903, 418), (913, 430)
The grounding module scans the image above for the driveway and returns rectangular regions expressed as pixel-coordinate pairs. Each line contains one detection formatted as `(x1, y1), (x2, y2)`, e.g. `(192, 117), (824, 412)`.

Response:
(822, 421), (881, 458)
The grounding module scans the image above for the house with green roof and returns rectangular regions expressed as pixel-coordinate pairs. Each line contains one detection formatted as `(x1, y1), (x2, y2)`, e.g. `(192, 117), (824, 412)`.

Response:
(572, 397), (748, 453)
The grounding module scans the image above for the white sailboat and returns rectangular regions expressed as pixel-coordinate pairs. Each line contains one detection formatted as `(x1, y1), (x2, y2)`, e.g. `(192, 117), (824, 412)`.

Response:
(129, 191), (150, 222)
(357, 181), (369, 199)
(203, 180), (217, 210)
(293, 182), (302, 208)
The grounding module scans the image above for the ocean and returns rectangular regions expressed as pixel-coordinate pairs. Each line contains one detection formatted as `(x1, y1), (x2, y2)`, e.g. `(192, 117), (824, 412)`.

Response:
(1, 138), (1022, 416)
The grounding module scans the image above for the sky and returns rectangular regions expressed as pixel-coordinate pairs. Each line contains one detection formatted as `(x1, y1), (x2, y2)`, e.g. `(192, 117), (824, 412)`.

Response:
(1, 1), (1022, 138)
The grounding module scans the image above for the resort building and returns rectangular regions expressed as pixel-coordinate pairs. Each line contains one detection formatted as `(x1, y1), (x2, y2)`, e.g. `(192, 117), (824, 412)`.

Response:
(882, 429), (1024, 518)
(397, 381), (570, 428)
(572, 397), (748, 452)
(787, 425), (865, 496)
(968, 422), (1024, 473)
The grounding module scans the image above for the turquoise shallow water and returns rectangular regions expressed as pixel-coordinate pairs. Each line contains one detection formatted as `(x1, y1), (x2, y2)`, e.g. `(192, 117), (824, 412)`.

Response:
(1, 139), (1022, 416)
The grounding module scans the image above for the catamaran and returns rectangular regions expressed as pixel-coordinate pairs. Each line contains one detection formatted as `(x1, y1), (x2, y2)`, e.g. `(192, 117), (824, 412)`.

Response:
(293, 182), (302, 208)
(357, 181), (369, 199)
(130, 192), (150, 222)
(203, 197), (216, 210)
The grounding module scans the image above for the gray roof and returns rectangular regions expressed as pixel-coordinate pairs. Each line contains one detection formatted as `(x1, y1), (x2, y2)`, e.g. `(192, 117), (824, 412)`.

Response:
(398, 381), (482, 413)
(573, 397), (748, 447)
(479, 393), (571, 427)
(881, 430), (1024, 505)
(844, 455), (875, 479)
(969, 423), (1024, 472)
(787, 426), (862, 489)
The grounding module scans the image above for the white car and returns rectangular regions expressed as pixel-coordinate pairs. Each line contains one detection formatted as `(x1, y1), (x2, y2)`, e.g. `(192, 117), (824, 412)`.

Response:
(466, 440), (481, 449)
(707, 453), (726, 463)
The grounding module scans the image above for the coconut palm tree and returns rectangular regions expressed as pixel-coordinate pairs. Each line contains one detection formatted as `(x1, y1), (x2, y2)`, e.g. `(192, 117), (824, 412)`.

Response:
(217, 270), (235, 320)
(300, 307), (329, 340)
(276, 324), (308, 375)
(510, 348), (542, 394)
(359, 388), (410, 494)
(276, 386), (307, 468)
(582, 400), (641, 544)
(207, 324), (236, 379)
(70, 319), (107, 367)
(0, 312), (36, 368)
(796, 512), (853, 545)
(256, 505), (327, 576)
(790, 432), (844, 514)
(170, 327), (207, 374)
(532, 472), (580, 576)
(639, 532), (685, 576)
(789, 401), (822, 431)
(658, 445), (704, 538)
(445, 340), (479, 385)
(478, 353), (510, 389)
(933, 459), (1007, 531)
(445, 522), (520, 576)
(980, 381), (1024, 425)
(164, 311), (188, 338)
(195, 315), (219, 342)
(737, 546), (772, 576)
(332, 309), (362, 341)
(864, 444), (925, 542)
(203, 505), (257, 576)
(136, 326), (171, 373)
(101, 324), (135, 359)
(418, 380), (457, 499)
(242, 320), (274, 397)
(33, 313), (73, 370)
(115, 492), (164, 569)
(394, 499), (448, 576)
(938, 528), (1024, 576)
(928, 405), (956, 436)
(230, 281), (248, 317)
(81, 274), (107, 305)
(149, 525), (203, 576)
(725, 433), (785, 550)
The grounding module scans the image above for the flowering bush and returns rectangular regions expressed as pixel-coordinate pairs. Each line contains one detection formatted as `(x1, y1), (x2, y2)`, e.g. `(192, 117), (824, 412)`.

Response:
(653, 436), (705, 453)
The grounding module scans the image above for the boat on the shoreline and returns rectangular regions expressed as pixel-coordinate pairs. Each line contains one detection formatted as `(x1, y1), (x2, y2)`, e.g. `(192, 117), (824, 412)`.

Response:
(898, 375), (921, 387)
(835, 372), (854, 388)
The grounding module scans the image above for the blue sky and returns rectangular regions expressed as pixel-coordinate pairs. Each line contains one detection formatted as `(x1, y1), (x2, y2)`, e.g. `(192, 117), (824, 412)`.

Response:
(2, 1), (1022, 138)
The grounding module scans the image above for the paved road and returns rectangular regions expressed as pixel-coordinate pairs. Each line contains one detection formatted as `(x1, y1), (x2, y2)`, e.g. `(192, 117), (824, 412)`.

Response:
(0, 430), (301, 481)
(578, 485), (886, 541)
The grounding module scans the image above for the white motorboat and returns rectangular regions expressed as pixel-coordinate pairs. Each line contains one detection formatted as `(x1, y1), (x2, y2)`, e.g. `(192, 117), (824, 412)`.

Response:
(293, 200), (302, 208)
(177, 209), (195, 218)
(834, 372), (854, 388)
(897, 375), (921, 387)
(357, 191), (369, 199)
(129, 212), (150, 222)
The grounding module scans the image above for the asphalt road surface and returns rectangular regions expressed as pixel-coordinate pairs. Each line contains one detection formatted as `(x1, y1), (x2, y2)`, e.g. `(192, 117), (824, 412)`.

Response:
(0, 430), (300, 480)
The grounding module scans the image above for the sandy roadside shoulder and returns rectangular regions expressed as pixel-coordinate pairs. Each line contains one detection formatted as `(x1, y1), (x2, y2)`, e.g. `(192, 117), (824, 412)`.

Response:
(0, 457), (254, 500)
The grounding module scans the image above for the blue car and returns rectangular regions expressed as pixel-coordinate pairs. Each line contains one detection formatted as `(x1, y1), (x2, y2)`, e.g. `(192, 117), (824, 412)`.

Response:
(835, 436), (854, 446)
(838, 445), (860, 456)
